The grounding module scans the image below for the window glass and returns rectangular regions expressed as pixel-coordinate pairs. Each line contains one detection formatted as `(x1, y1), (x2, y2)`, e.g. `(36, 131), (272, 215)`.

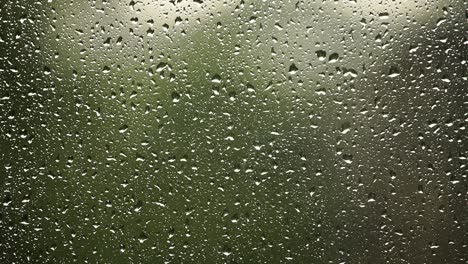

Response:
(1, 1), (466, 263)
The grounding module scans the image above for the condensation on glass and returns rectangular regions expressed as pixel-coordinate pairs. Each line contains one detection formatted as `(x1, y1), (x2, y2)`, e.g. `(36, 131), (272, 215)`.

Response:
(1, 0), (466, 263)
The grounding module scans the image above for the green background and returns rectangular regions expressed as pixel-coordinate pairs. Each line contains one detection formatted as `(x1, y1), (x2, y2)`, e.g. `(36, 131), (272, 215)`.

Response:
(1, 0), (466, 263)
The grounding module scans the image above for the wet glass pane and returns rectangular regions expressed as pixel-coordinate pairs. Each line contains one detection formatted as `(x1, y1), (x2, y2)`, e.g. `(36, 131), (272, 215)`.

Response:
(1, 0), (467, 263)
